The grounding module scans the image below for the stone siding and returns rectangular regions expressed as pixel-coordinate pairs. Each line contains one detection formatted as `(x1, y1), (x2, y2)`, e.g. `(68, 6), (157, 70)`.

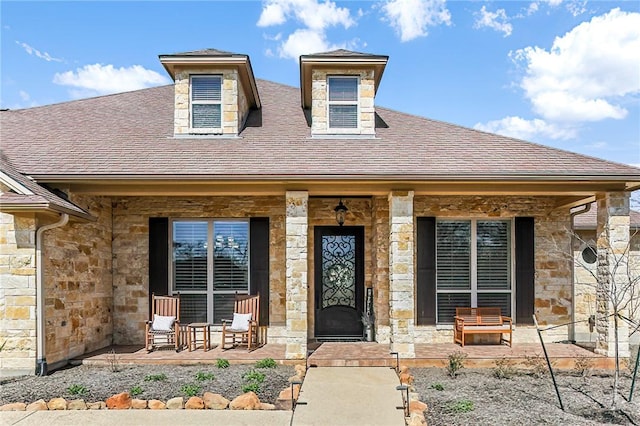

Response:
(310, 69), (375, 136)
(111, 196), (285, 345)
(372, 196), (391, 343)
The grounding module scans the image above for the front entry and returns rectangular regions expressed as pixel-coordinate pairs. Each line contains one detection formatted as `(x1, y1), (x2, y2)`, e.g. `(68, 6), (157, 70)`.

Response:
(314, 226), (364, 340)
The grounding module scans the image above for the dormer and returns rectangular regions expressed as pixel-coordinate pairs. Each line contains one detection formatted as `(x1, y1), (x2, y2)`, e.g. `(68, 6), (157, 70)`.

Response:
(159, 49), (260, 137)
(300, 50), (388, 137)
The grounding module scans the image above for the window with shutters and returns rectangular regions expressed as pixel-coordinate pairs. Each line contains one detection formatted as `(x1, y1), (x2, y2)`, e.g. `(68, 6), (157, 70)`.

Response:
(171, 219), (249, 324)
(327, 76), (358, 130)
(190, 75), (222, 130)
(436, 219), (513, 323)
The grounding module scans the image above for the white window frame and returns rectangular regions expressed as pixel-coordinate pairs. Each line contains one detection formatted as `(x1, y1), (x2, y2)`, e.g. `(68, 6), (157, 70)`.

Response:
(190, 75), (223, 133)
(169, 218), (250, 324)
(435, 218), (515, 323)
(327, 75), (360, 132)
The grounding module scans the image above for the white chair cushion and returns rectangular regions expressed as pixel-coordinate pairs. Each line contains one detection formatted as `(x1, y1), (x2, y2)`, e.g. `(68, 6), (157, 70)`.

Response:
(230, 313), (253, 332)
(152, 314), (176, 332)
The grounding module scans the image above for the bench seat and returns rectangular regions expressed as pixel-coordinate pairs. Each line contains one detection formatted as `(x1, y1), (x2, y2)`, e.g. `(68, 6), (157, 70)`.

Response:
(454, 307), (513, 347)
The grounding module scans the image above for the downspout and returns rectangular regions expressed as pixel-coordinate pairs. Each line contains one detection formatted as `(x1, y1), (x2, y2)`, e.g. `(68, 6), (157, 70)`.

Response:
(35, 213), (69, 376)
(569, 203), (592, 343)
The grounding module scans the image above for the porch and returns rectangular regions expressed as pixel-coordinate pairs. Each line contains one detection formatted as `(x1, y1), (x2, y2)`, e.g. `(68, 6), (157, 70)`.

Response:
(72, 342), (614, 370)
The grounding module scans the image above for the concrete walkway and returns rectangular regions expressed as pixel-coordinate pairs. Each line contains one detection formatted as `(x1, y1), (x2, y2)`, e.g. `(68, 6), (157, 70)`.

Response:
(292, 367), (405, 426)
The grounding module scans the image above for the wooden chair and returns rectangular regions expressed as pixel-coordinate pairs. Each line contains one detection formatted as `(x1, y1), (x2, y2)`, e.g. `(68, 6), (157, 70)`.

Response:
(221, 293), (262, 351)
(145, 293), (181, 352)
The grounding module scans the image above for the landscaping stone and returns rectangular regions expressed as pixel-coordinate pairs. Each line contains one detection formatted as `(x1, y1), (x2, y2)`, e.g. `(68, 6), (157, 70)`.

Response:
(288, 374), (303, 383)
(67, 399), (87, 410)
(409, 400), (428, 414)
(0, 402), (26, 411)
(185, 396), (204, 409)
(274, 398), (292, 411)
(106, 392), (132, 410)
(166, 397), (184, 409)
(409, 411), (427, 426)
(409, 392), (421, 402)
(278, 384), (300, 400)
(230, 391), (261, 410)
(131, 398), (147, 409)
(26, 399), (48, 411)
(87, 401), (106, 410)
(400, 372), (414, 385)
(400, 365), (410, 374)
(260, 402), (276, 410)
(203, 392), (229, 410)
(148, 399), (166, 410)
(47, 398), (67, 410)
(294, 364), (306, 378)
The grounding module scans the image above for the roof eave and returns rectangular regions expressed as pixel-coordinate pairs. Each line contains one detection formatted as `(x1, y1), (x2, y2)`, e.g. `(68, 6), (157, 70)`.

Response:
(0, 201), (96, 222)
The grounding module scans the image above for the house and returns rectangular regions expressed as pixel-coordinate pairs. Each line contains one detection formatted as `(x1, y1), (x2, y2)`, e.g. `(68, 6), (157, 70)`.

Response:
(1, 48), (639, 376)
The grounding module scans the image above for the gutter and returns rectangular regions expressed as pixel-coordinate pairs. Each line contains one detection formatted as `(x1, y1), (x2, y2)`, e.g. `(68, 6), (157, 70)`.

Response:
(35, 213), (69, 376)
(569, 202), (592, 343)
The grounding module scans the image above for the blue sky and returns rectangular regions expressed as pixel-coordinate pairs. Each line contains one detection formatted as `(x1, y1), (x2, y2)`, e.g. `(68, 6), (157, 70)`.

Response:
(1, 1), (639, 168)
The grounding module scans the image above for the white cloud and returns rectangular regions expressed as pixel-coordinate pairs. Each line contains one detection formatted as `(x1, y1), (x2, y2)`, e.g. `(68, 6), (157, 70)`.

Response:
(545, 0), (563, 6)
(527, 2), (539, 15)
(15, 41), (62, 62)
(474, 116), (577, 141)
(512, 8), (640, 123)
(53, 64), (169, 97)
(474, 6), (512, 37)
(566, 0), (587, 17)
(257, 0), (354, 30)
(381, 0), (451, 42)
(18, 90), (30, 102)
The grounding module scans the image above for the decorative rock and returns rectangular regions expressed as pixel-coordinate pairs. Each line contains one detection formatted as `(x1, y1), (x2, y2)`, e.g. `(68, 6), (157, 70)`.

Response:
(409, 400), (428, 414)
(203, 392), (229, 410)
(294, 364), (306, 378)
(26, 400), (48, 411)
(288, 374), (304, 383)
(260, 403), (276, 410)
(185, 396), (204, 409)
(67, 399), (87, 410)
(278, 384), (300, 400)
(166, 397), (184, 410)
(409, 392), (421, 402)
(399, 373), (414, 385)
(408, 411), (427, 426)
(274, 398), (293, 411)
(106, 392), (132, 410)
(131, 399), (147, 409)
(230, 392), (261, 410)
(87, 401), (106, 410)
(399, 365), (410, 374)
(148, 399), (166, 410)
(0, 402), (26, 411)
(47, 398), (67, 410)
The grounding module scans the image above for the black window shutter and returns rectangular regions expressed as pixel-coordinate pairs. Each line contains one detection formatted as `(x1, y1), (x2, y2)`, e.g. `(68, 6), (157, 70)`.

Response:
(515, 217), (535, 324)
(149, 217), (169, 317)
(250, 217), (270, 325)
(417, 217), (436, 325)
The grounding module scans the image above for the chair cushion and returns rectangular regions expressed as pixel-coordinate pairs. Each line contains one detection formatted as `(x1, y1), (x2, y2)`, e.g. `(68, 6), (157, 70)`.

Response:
(230, 313), (253, 332)
(152, 314), (176, 332)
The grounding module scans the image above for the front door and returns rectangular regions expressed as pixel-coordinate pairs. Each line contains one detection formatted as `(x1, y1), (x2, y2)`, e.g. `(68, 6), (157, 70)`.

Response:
(314, 226), (364, 340)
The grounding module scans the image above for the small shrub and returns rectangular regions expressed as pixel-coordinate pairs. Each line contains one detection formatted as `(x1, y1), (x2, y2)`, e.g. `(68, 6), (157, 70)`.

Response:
(216, 358), (230, 369)
(430, 383), (444, 391)
(493, 357), (516, 379)
(195, 371), (215, 381)
(144, 373), (168, 382)
(67, 384), (87, 396)
(130, 386), (143, 397)
(242, 382), (261, 393)
(446, 350), (467, 378)
(573, 354), (595, 379)
(524, 353), (554, 378)
(106, 348), (121, 373)
(256, 358), (277, 369)
(243, 369), (266, 384)
(447, 399), (474, 413)
(180, 383), (201, 397)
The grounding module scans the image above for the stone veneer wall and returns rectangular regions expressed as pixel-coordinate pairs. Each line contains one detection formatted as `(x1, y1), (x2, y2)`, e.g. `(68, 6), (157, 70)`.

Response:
(0, 212), (37, 375)
(310, 69), (375, 136)
(173, 68), (250, 135)
(371, 196), (390, 343)
(111, 196), (285, 345)
(43, 194), (113, 366)
(413, 196), (573, 343)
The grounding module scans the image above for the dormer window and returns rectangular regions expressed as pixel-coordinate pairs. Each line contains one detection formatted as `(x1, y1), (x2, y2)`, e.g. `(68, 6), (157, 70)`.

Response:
(328, 76), (358, 129)
(191, 75), (222, 130)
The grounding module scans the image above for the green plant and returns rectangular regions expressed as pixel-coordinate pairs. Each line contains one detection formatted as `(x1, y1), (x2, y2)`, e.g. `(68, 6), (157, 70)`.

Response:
(144, 373), (168, 382)
(180, 383), (201, 397)
(243, 369), (266, 384)
(67, 384), (87, 396)
(195, 371), (215, 381)
(430, 383), (444, 391)
(493, 357), (516, 379)
(255, 358), (277, 369)
(447, 399), (474, 413)
(130, 386), (143, 396)
(446, 350), (467, 378)
(216, 358), (230, 369)
(242, 382), (261, 393)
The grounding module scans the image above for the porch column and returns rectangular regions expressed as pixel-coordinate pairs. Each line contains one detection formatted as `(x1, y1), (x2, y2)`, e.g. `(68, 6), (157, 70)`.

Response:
(285, 191), (308, 359)
(388, 191), (415, 358)
(595, 192), (630, 357)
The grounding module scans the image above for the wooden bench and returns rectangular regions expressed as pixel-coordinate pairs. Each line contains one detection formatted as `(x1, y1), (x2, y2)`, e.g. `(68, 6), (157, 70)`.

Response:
(454, 307), (513, 347)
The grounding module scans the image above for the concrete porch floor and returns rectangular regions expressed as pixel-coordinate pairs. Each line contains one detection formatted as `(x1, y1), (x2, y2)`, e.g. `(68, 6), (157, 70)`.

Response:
(72, 341), (614, 370)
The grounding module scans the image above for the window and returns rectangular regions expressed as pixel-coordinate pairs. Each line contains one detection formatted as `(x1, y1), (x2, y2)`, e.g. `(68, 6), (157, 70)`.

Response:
(191, 75), (222, 129)
(171, 219), (249, 324)
(436, 219), (512, 323)
(327, 76), (358, 129)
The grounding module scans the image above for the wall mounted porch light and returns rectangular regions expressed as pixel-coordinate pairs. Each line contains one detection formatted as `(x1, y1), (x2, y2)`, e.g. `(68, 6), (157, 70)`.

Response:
(334, 199), (348, 226)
